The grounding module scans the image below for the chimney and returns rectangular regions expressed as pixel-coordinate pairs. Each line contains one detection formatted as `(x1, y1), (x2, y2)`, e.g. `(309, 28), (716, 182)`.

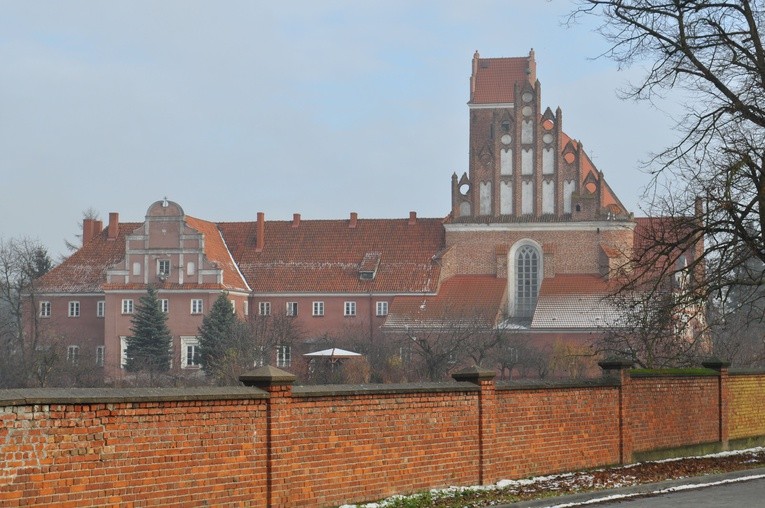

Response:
(256, 212), (265, 252)
(292, 213), (301, 228)
(82, 219), (95, 245)
(107, 212), (119, 240)
(349, 212), (358, 229)
(408, 211), (417, 225)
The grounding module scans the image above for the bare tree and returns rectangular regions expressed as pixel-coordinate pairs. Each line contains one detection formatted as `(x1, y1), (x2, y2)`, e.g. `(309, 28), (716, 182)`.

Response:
(571, 1), (765, 359)
(0, 237), (55, 387)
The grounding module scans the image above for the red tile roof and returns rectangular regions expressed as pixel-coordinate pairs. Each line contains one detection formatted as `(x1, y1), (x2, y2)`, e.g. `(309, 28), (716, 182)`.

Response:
(217, 217), (445, 294)
(471, 56), (532, 104)
(36, 223), (143, 293)
(384, 275), (507, 328)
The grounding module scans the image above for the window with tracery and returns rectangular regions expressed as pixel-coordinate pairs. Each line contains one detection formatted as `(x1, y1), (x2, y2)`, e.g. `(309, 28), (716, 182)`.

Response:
(515, 245), (540, 317)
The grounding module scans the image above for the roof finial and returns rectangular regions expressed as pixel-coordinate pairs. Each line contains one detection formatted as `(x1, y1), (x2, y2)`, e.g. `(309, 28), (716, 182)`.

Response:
(162, 196), (169, 208)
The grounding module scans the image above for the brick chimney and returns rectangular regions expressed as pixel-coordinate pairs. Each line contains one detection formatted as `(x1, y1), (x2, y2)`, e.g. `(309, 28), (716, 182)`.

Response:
(107, 213), (119, 240)
(408, 211), (417, 225)
(349, 212), (358, 229)
(292, 213), (301, 228)
(256, 212), (265, 252)
(82, 219), (95, 245)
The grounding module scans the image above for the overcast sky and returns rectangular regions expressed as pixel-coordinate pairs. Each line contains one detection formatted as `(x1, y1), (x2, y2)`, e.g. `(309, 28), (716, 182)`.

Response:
(0, 1), (682, 259)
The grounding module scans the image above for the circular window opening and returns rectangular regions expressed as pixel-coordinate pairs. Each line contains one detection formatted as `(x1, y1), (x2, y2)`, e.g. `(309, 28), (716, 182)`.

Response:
(542, 119), (554, 130)
(459, 183), (470, 196)
(522, 92), (533, 103)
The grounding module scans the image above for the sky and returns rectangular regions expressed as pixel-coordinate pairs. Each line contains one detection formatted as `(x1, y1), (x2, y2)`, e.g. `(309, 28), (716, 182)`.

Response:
(0, 1), (682, 259)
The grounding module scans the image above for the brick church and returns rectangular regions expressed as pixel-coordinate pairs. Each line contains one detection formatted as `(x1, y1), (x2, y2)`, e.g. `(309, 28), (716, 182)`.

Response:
(29, 51), (677, 381)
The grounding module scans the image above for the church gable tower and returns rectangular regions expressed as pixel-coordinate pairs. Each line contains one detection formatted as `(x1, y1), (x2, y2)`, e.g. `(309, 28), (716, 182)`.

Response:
(451, 50), (627, 222)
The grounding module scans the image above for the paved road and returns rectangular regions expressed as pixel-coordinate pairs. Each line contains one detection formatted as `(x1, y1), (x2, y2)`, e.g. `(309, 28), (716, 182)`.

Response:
(593, 476), (765, 507)
(509, 467), (765, 508)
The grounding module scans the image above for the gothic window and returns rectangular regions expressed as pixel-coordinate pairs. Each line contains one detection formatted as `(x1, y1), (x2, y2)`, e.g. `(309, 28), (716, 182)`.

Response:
(515, 245), (540, 318)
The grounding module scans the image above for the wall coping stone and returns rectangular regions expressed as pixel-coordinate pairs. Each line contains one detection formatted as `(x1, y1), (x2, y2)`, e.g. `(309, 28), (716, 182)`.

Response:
(630, 368), (719, 378)
(0, 386), (268, 406)
(729, 368), (765, 376)
(495, 378), (619, 391)
(293, 382), (480, 398)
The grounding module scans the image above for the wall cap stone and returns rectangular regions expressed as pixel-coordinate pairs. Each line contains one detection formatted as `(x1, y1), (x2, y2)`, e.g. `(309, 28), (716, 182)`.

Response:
(239, 365), (297, 387)
(701, 358), (732, 371)
(293, 382), (480, 398)
(598, 357), (634, 371)
(452, 366), (496, 384)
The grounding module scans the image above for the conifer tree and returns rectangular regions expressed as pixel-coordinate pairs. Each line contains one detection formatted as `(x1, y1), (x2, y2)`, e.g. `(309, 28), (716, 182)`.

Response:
(198, 293), (238, 382)
(125, 286), (172, 374)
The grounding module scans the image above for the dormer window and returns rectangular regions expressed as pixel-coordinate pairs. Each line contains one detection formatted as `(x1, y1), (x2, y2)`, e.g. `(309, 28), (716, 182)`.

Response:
(359, 252), (381, 281)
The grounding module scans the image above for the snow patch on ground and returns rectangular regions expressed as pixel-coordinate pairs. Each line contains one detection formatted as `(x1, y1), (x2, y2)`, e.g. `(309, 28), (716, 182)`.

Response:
(339, 447), (765, 508)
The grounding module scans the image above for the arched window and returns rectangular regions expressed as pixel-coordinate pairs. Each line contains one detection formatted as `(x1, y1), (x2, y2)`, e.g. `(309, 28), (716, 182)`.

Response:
(515, 245), (540, 317)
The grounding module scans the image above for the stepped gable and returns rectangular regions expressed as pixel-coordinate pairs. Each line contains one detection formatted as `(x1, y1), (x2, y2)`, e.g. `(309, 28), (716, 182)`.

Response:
(218, 216), (445, 293)
(384, 275), (507, 329)
(35, 223), (142, 293)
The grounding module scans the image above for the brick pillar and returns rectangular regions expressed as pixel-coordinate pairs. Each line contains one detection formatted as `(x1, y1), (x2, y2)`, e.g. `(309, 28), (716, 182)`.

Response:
(599, 357), (633, 464)
(453, 366), (497, 485)
(702, 358), (731, 450)
(240, 366), (296, 507)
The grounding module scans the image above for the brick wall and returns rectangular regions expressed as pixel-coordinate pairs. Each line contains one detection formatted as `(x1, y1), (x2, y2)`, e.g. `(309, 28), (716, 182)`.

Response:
(0, 390), (269, 507)
(729, 373), (765, 440)
(628, 375), (720, 453)
(0, 365), (763, 507)
(494, 384), (621, 478)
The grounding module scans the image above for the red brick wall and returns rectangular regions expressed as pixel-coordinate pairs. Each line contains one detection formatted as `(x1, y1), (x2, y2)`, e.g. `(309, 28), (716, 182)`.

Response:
(628, 376), (720, 453)
(495, 385), (621, 478)
(2, 369), (765, 507)
(729, 373), (765, 440)
(288, 389), (480, 506)
(0, 396), (269, 507)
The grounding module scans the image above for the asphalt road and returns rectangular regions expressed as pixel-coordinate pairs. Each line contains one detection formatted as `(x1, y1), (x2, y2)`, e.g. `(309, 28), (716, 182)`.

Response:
(592, 476), (765, 507)
(508, 467), (765, 508)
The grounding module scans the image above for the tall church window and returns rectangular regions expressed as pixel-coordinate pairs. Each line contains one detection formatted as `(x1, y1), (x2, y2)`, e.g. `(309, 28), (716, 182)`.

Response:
(516, 245), (540, 317)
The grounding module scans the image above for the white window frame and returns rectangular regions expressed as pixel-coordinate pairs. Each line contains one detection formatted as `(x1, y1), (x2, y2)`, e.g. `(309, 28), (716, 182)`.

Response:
(96, 300), (105, 318)
(39, 301), (51, 318)
(231, 300), (236, 314)
(121, 299), (134, 315)
(191, 299), (204, 314)
(95, 346), (105, 367)
(68, 301), (80, 318)
(286, 302), (298, 317)
(181, 336), (200, 369)
(159, 299), (169, 313)
(376, 301), (389, 317)
(312, 301), (324, 317)
(120, 336), (128, 369)
(344, 301), (357, 317)
(157, 259), (171, 277)
(276, 345), (291, 368)
(259, 301), (271, 316)
(67, 345), (79, 363)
